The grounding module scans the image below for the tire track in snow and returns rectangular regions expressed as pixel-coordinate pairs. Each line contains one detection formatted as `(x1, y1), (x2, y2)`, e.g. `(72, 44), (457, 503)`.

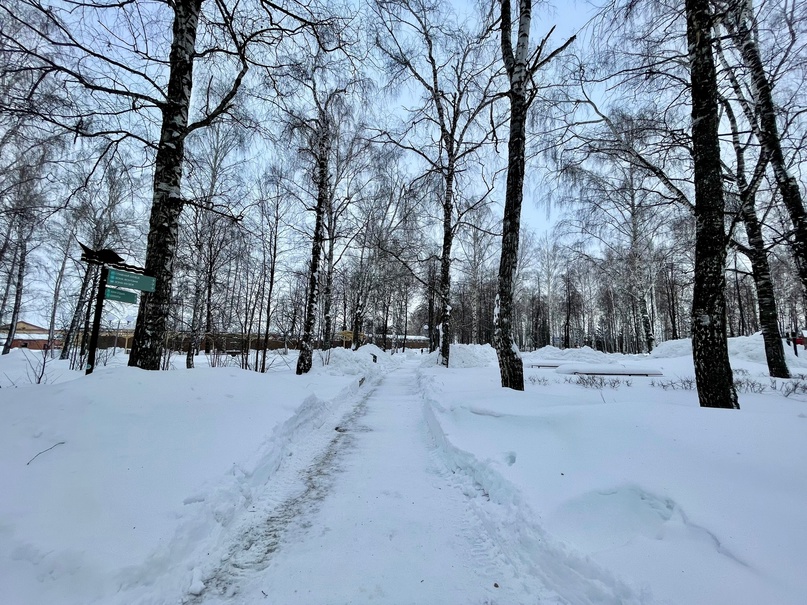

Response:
(417, 368), (650, 605)
(194, 360), (533, 604)
(188, 381), (377, 603)
(192, 358), (637, 604)
(420, 407), (538, 599)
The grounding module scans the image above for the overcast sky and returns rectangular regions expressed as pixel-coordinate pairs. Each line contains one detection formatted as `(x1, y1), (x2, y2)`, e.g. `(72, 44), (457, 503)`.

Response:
(520, 0), (597, 236)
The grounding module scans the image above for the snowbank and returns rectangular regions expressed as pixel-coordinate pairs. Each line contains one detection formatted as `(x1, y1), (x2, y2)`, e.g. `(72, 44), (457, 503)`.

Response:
(0, 358), (370, 605)
(728, 334), (807, 370)
(416, 343), (499, 368)
(650, 338), (693, 359)
(554, 363), (663, 376)
(309, 344), (405, 378)
(420, 337), (807, 605)
(652, 335), (807, 369)
(447, 343), (498, 368)
(523, 345), (612, 365)
(0, 348), (123, 387)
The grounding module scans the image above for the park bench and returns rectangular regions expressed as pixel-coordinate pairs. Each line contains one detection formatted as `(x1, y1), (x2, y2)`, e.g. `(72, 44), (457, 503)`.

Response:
(554, 363), (663, 377)
(528, 361), (565, 368)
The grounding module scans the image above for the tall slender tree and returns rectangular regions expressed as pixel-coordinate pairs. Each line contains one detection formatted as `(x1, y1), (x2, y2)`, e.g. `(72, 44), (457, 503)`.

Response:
(719, 0), (807, 300)
(494, 0), (574, 389)
(2, 0), (255, 369)
(686, 0), (738, 408)
(373, 0), (499, 367)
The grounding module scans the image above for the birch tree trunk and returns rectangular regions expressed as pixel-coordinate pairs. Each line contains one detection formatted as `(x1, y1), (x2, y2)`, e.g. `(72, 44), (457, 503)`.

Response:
(495, 90), (527, 389)
(2, 235), (25, 355)
(665, 264), (680, 340)
(296, 123), (331, 375)
(743, 204), (789, 377)
(47, 234), (72, 355)
(686, 0), (739, 408)
(129, 0), (202, 370)
(723, 1), (807, 298)
(723, 99), (790, 377)
(471, 266), (481, 344)
(350, 249), (368, 352)
(438, 169), (455, 367)
(350, 300), (364, 351)
(427, 261), (438, 352)
(61, 264), (96, 360)
(261, 224), (279, 373)
(204, 256), (215, 354)
(0, 218), (13, 272)
(322, 229), (335, 353)
(186, 267), (204, 369)
(639, 295), (655, 353)
(0, 243), (18, 330)
(74, 270), (100, 370)
(494, 0), (574, 389)
(494, 0), (529, 390)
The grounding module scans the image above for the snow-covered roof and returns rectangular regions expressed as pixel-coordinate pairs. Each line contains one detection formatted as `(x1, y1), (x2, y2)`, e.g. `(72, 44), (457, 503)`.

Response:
(0, 321), (48, 333)
(0, 333), (53, 341)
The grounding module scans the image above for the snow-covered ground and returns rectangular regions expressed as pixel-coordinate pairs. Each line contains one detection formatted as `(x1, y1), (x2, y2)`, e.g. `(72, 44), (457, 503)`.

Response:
(1, 338), (806, 604)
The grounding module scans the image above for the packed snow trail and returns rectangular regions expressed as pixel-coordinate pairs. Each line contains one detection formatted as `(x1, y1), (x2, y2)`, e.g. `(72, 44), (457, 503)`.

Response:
(194, 359), (531, 604)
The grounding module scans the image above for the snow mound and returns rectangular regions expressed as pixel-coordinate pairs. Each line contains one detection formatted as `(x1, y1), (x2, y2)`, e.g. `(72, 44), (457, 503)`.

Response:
(0, 348), (91, 387)
(418, 350), (807, 604)
(418, 349), (440, 367)
(0, 365), (363, 605)
(418, 374), (645, 604)
(729, 335), (807, 369)
(311, 345), (404, 377)
(652, 335), (807, 370)
(448, 344), (498, 368)
(550, 484), (681, 552)
(416, 344), (498, 368)
(650, 338), (692, 359)
(523, 345), (612, 365)
(312, 348), (369, 376)
(357, 343), (388, 359)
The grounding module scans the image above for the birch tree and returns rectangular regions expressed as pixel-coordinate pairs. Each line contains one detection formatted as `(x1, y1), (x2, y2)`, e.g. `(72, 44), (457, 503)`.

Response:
(1, 0), (255, 369)
(373, 0), (498, 367)
(180, 121), (245, 368)
(686, 0), (738, 408)
(720, 93), (790, 377)
(0, 159), (45, 354)
(284, 78), (347, 375)
(494, 0), (574, 389)
(719, 0), (807, 299)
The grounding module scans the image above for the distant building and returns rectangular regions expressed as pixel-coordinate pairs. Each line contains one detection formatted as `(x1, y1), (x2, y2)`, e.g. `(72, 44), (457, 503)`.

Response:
(0, 321), (62, 351)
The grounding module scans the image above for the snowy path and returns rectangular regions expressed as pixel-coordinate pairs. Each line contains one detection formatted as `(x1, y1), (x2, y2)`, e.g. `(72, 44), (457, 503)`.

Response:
(194, 360), (530, 604)
(5, 343), (804, 605)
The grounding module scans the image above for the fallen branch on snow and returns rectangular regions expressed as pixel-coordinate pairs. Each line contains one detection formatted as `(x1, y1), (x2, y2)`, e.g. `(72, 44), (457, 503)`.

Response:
(26, 441), (66, 466)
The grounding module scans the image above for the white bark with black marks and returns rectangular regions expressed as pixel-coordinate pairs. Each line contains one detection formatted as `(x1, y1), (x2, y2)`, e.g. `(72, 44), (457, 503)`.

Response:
(721, 95), (790, 378)
(373, 0), (499, 367)
(722, 0), (807, 298)
(494, 0), (574, 390)
(686, 0), (739, 408)
(296, 112), (332, 375)
(1, 231), (26, 355)
(129, 0), (203, 370)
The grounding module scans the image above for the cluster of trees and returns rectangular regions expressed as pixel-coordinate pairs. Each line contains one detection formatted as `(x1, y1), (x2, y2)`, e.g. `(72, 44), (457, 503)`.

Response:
(1, 0), (805, 408)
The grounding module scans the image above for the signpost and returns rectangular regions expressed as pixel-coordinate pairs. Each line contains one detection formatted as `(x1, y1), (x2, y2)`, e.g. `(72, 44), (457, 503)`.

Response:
(79, 243), (155, 375)
(105, 287), (137, 304)
(108, 269), (156, 292)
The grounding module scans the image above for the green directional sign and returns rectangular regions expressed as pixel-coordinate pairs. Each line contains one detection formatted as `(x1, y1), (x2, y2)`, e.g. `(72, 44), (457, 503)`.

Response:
(105, 287), (138, 304)
(107, 268), (156, 292)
